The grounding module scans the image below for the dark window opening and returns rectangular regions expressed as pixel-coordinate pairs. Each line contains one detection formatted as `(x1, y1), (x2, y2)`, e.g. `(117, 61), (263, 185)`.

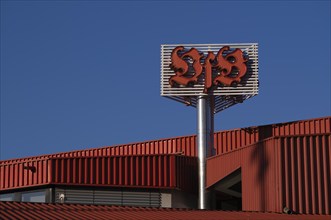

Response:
(211, 168), (242, 211)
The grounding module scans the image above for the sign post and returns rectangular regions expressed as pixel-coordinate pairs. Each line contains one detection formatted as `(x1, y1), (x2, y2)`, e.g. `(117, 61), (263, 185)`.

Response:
(197, 95), (214, 209)
(161, 43), (259, 209)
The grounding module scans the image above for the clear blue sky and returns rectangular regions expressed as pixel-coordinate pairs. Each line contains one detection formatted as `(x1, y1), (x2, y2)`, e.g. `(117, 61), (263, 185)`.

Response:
(1, 0), (330, 160)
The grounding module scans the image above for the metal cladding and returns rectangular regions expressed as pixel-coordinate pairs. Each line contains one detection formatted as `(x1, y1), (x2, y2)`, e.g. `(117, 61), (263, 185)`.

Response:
(161, 43), (259, 113)
(277, 135), (331, 215)
(1, 201), (330, 220)
(0, 118), (329, 178)
(207, 134), (331, 215)
(1, 116), (328, 164)
(0, 155), (197, 192)
(0, 116), (330, 215)
(213, 116), (331, 154)
(0, 158), (51, 190)
(0, 136), (197, 164)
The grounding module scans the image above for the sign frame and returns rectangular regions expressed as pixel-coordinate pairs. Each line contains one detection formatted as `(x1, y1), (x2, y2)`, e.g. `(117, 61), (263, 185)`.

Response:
(161, 43), (259, 113)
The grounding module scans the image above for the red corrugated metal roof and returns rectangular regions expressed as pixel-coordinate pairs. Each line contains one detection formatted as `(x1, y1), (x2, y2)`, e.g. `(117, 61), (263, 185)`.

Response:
(0, 201), (329, 220)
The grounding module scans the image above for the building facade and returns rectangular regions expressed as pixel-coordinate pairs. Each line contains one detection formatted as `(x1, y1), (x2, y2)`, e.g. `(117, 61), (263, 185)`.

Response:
(0, 116), (330, 215)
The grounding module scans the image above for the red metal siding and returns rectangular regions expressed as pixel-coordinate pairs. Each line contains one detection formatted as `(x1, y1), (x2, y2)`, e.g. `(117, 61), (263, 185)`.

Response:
(276, 134), (331, 215)
(213, 116), (330, 155)
(0, 158), (51, 191)
(0, 136), (197, 165)
(241, 138), (278, 213)
(206, 138), (278, 213)
(272, 117), (330, 136)
(50, 155), (177, 188)
(1, 116), (329, 165)
(50, 136), (197, 158)
(214, 127), (259, 154)
(153, 116), (329, 158)
(0, 155), (197, 192)
(1, 116), (330, 214)
(206, 133), (331, 215)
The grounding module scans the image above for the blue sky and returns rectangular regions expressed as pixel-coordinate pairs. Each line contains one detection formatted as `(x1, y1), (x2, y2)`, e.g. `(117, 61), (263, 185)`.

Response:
(1, 0), (330, 160)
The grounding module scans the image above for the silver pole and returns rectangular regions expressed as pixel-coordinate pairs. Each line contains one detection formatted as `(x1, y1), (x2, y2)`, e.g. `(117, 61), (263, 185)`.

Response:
(197, 95), (214, 209)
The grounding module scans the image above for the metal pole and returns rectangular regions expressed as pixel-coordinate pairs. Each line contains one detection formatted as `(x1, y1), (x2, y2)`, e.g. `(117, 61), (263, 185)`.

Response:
(197, 95), (214, 209)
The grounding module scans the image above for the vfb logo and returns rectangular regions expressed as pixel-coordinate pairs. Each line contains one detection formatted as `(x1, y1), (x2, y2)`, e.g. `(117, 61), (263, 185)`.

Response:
(169, 46), (248, 93)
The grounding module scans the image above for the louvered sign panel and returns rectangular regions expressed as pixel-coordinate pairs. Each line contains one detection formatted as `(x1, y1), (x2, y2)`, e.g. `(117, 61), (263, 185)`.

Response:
(161, 43), (258, 113)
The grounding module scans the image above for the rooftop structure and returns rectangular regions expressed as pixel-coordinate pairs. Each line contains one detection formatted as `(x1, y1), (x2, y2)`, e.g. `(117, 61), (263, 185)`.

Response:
(1, 116), (330, 217)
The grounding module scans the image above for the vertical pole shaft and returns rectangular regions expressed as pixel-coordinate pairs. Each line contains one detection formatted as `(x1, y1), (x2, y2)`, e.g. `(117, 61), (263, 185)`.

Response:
(197, 95), (214, 209)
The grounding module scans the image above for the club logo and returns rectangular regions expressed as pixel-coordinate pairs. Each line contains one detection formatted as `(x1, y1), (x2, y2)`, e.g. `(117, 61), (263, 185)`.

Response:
(169, 46), (248, 93)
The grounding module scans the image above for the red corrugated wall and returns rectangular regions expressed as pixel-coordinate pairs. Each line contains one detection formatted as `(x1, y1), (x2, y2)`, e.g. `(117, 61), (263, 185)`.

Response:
(1, 117), (329, 164)
(206, 138), (277, 212)
(206, 133), (331, 215)
(213, 116), (330, 154)
(50, 155), (179, 188)
(276, 134), (331, 215)
(272, 117), (330, 136)
(0, 154), (197, 192)
(0, 158), (51, 190)
(1, 116), (330, 214)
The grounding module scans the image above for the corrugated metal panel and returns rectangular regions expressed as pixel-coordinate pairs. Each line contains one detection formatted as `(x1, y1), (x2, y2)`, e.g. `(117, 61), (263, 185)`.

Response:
(1, 154), (196, 192)
(0, 156), (50, 165)
(1, 201), (330, 220)
(0, 136), (197, 165)
(214, 127), (260, 154)
(50, 155), (177, 188)
(49, 135), (196, 157)
(241, 138), (278, 214)
(206, 133), (331, 215)
(276, 134), (331, 215)
(86, 115), (328, 157)
(213, 116), (330, 155)
(207, 137), (277, 213)
(1, 116), (330, 213)
(272, 117), (331, 136)
(0, 158), (51, 191)
(1, 117), (328, 164)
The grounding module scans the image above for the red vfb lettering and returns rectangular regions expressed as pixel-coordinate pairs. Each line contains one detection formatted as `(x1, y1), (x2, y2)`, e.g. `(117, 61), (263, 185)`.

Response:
(169, 46), (248, 93)
(169, 47), (203, 87)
